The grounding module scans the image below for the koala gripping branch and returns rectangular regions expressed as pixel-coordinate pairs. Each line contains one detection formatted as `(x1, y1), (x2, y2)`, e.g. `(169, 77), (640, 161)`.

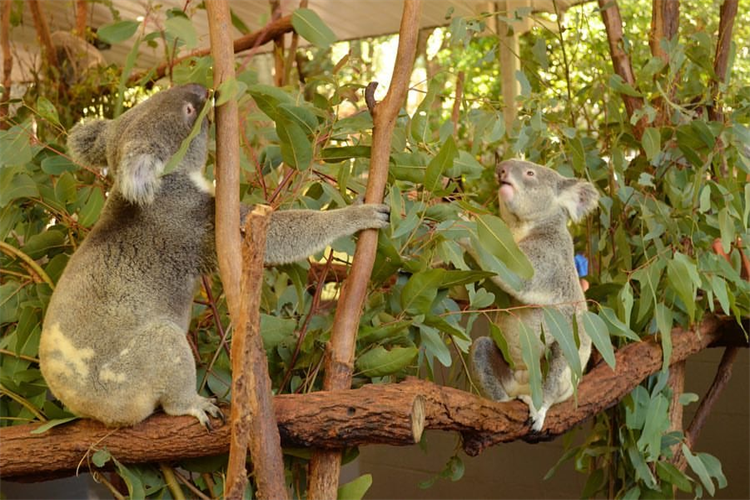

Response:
(0, 315), (745, 481)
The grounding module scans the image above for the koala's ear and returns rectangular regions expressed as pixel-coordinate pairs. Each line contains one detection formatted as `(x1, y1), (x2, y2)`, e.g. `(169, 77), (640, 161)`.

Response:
(67, 119), (111, 167)
(116, 147), (165, 205)
(558, 178), (599, 222)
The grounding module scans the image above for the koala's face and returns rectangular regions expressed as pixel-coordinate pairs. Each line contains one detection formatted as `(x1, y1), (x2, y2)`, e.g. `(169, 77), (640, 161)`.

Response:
(114, 83), (209, 167)
(497, 159), (561, 222)
(496, 159), (599, 224)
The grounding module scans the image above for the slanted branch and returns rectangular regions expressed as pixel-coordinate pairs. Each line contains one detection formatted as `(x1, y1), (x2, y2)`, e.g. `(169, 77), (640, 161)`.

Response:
(1, 315), (745, 481)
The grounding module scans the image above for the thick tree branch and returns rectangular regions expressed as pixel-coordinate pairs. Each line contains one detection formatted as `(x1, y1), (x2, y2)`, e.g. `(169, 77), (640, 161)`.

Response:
(75, 0), (87, 40)
(128, 15), (293, 85)
(1, 315), (745, 482)
(28, 0), (59, 70)
(598, 0), (645, 139)
(671, 346), (741, 471)
(226, 205), (287, 500)
(708, 0), (738, 122)
(307, 1), (422, 497)
(649, 0), (679, 62)
(0, 0), (12, 130)
(206, 0), (242, 322)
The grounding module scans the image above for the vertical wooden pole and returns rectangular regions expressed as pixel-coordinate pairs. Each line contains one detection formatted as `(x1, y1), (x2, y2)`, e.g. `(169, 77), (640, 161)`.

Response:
(307, 1), (422, 498)
(75, 0), (88, 39)
(225, 206), (289, 500)
(0, 0), (12, 130)
(206, 0), (242, 323)
(708, 0), (738, 123)
(598, 0), (645, 139)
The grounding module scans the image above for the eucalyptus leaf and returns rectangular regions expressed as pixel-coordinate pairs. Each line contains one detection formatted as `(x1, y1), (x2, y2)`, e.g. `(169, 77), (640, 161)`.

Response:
(424, 136), (458, 193)
(97, 20), (139, 44)
(475, 214), (534, 279)
(581, 311), (615, 369)
(401, 269), (445, 315)
(356, 346), (417, 377)
(544, 308), (582, 380)
(518, 321), (543, 410)
(338, 474), (373, 500)
(292, 8), (337, 49)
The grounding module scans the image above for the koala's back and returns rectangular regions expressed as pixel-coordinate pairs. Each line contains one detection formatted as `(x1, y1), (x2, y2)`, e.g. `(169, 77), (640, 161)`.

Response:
(40, 173), (214, 424)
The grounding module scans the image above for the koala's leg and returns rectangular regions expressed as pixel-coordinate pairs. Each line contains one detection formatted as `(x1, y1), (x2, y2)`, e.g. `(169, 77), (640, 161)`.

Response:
(519, 343), (575, 432)
(152, 322), (223, 429)
(469, 337), (513, 401)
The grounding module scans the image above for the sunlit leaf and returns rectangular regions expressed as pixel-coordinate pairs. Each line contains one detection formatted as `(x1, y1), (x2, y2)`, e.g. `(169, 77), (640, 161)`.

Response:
(424, 136), (458, 192)
(97, 20), (139, 44)
(165, 16), (198, 50)
(542, 307), (581, 381)
(518, 321), (543, 410)
(475, 214), (534, 279)
(292, 8), (336, 49)
(401, 269), (445, 315)
(356, 346), (417, 377)
(581, 311), (615, 369)
(338, 474), (373, 500)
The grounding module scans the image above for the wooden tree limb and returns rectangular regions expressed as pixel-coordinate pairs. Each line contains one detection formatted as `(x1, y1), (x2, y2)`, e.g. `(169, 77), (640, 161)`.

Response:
(597, 0), (645, 139)
(2, 316), (744, 482)
(308, 1), (422, 497)
(708, 0), (738, 122)
(0, 0), (12, 130)
(206, 0), (242, 323)
(28, 0), (59, 70)
(75, 0), (87, 40)
(649, 0), (679, 62)
(226, 205), (287, 500)
(671, 346), (741, 471)
(128, 15), (293, 85)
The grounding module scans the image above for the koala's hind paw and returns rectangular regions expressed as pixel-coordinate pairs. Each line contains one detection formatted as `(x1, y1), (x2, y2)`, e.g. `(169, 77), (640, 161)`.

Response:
(186, 397), (224, 431)
(117, 152), (165, 205)
(518, 395), (548, 432)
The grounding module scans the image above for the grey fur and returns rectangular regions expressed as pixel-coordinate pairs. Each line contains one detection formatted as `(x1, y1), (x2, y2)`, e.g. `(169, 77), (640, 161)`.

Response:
(39, 84), (389, 428)
(469, 159), (598, 432)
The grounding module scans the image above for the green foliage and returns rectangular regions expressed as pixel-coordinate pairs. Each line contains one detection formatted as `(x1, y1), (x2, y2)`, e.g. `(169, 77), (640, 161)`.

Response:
(1, 1), (749, 498)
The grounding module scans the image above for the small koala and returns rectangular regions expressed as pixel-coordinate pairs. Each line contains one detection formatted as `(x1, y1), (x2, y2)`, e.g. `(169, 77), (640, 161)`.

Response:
(40, 84), (390, 428)
(469, 158), (599, 432)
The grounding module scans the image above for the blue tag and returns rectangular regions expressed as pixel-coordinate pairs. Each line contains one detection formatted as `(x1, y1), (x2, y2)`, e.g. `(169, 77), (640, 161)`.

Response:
(574, 254), (589, 277)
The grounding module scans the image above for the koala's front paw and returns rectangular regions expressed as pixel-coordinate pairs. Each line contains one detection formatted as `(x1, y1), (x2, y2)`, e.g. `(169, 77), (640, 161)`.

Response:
(352, 203), (390, 230)
(117, 152), (165, 205)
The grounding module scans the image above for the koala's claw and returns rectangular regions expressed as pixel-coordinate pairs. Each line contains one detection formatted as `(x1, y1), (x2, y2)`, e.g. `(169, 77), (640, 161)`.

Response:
(188, 397), (224, 431)
(353, 203), (390, 229)
(518, 395), (548, 432)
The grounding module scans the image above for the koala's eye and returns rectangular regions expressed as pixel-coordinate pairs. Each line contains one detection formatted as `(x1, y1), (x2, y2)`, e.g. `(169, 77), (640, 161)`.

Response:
(526, 170), (535, 177)
(184, 103), (196, 116)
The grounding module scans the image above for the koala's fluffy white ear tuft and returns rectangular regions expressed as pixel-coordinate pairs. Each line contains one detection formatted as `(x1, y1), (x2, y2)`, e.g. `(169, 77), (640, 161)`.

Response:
(67, 119), (111, 167)
(116, 151), (165, 205)
(558, 179), (599, 222)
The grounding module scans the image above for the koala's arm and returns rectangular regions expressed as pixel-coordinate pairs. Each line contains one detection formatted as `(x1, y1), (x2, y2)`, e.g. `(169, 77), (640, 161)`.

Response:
(242, 203), (390, 265)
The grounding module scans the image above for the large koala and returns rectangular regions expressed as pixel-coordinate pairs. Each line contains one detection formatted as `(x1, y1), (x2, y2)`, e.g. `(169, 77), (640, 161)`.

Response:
(40, 84), (389, 427)
(470, 159), (599, 432)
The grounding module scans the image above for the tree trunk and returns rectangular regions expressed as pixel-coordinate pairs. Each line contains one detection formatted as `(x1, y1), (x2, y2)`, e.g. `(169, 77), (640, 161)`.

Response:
(708, 0), (739, 123)
(0, 0), (12, 130)
(307, 1), (422, 498)
(598, 0), (645, 138)
(129, 15), (294, 85)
